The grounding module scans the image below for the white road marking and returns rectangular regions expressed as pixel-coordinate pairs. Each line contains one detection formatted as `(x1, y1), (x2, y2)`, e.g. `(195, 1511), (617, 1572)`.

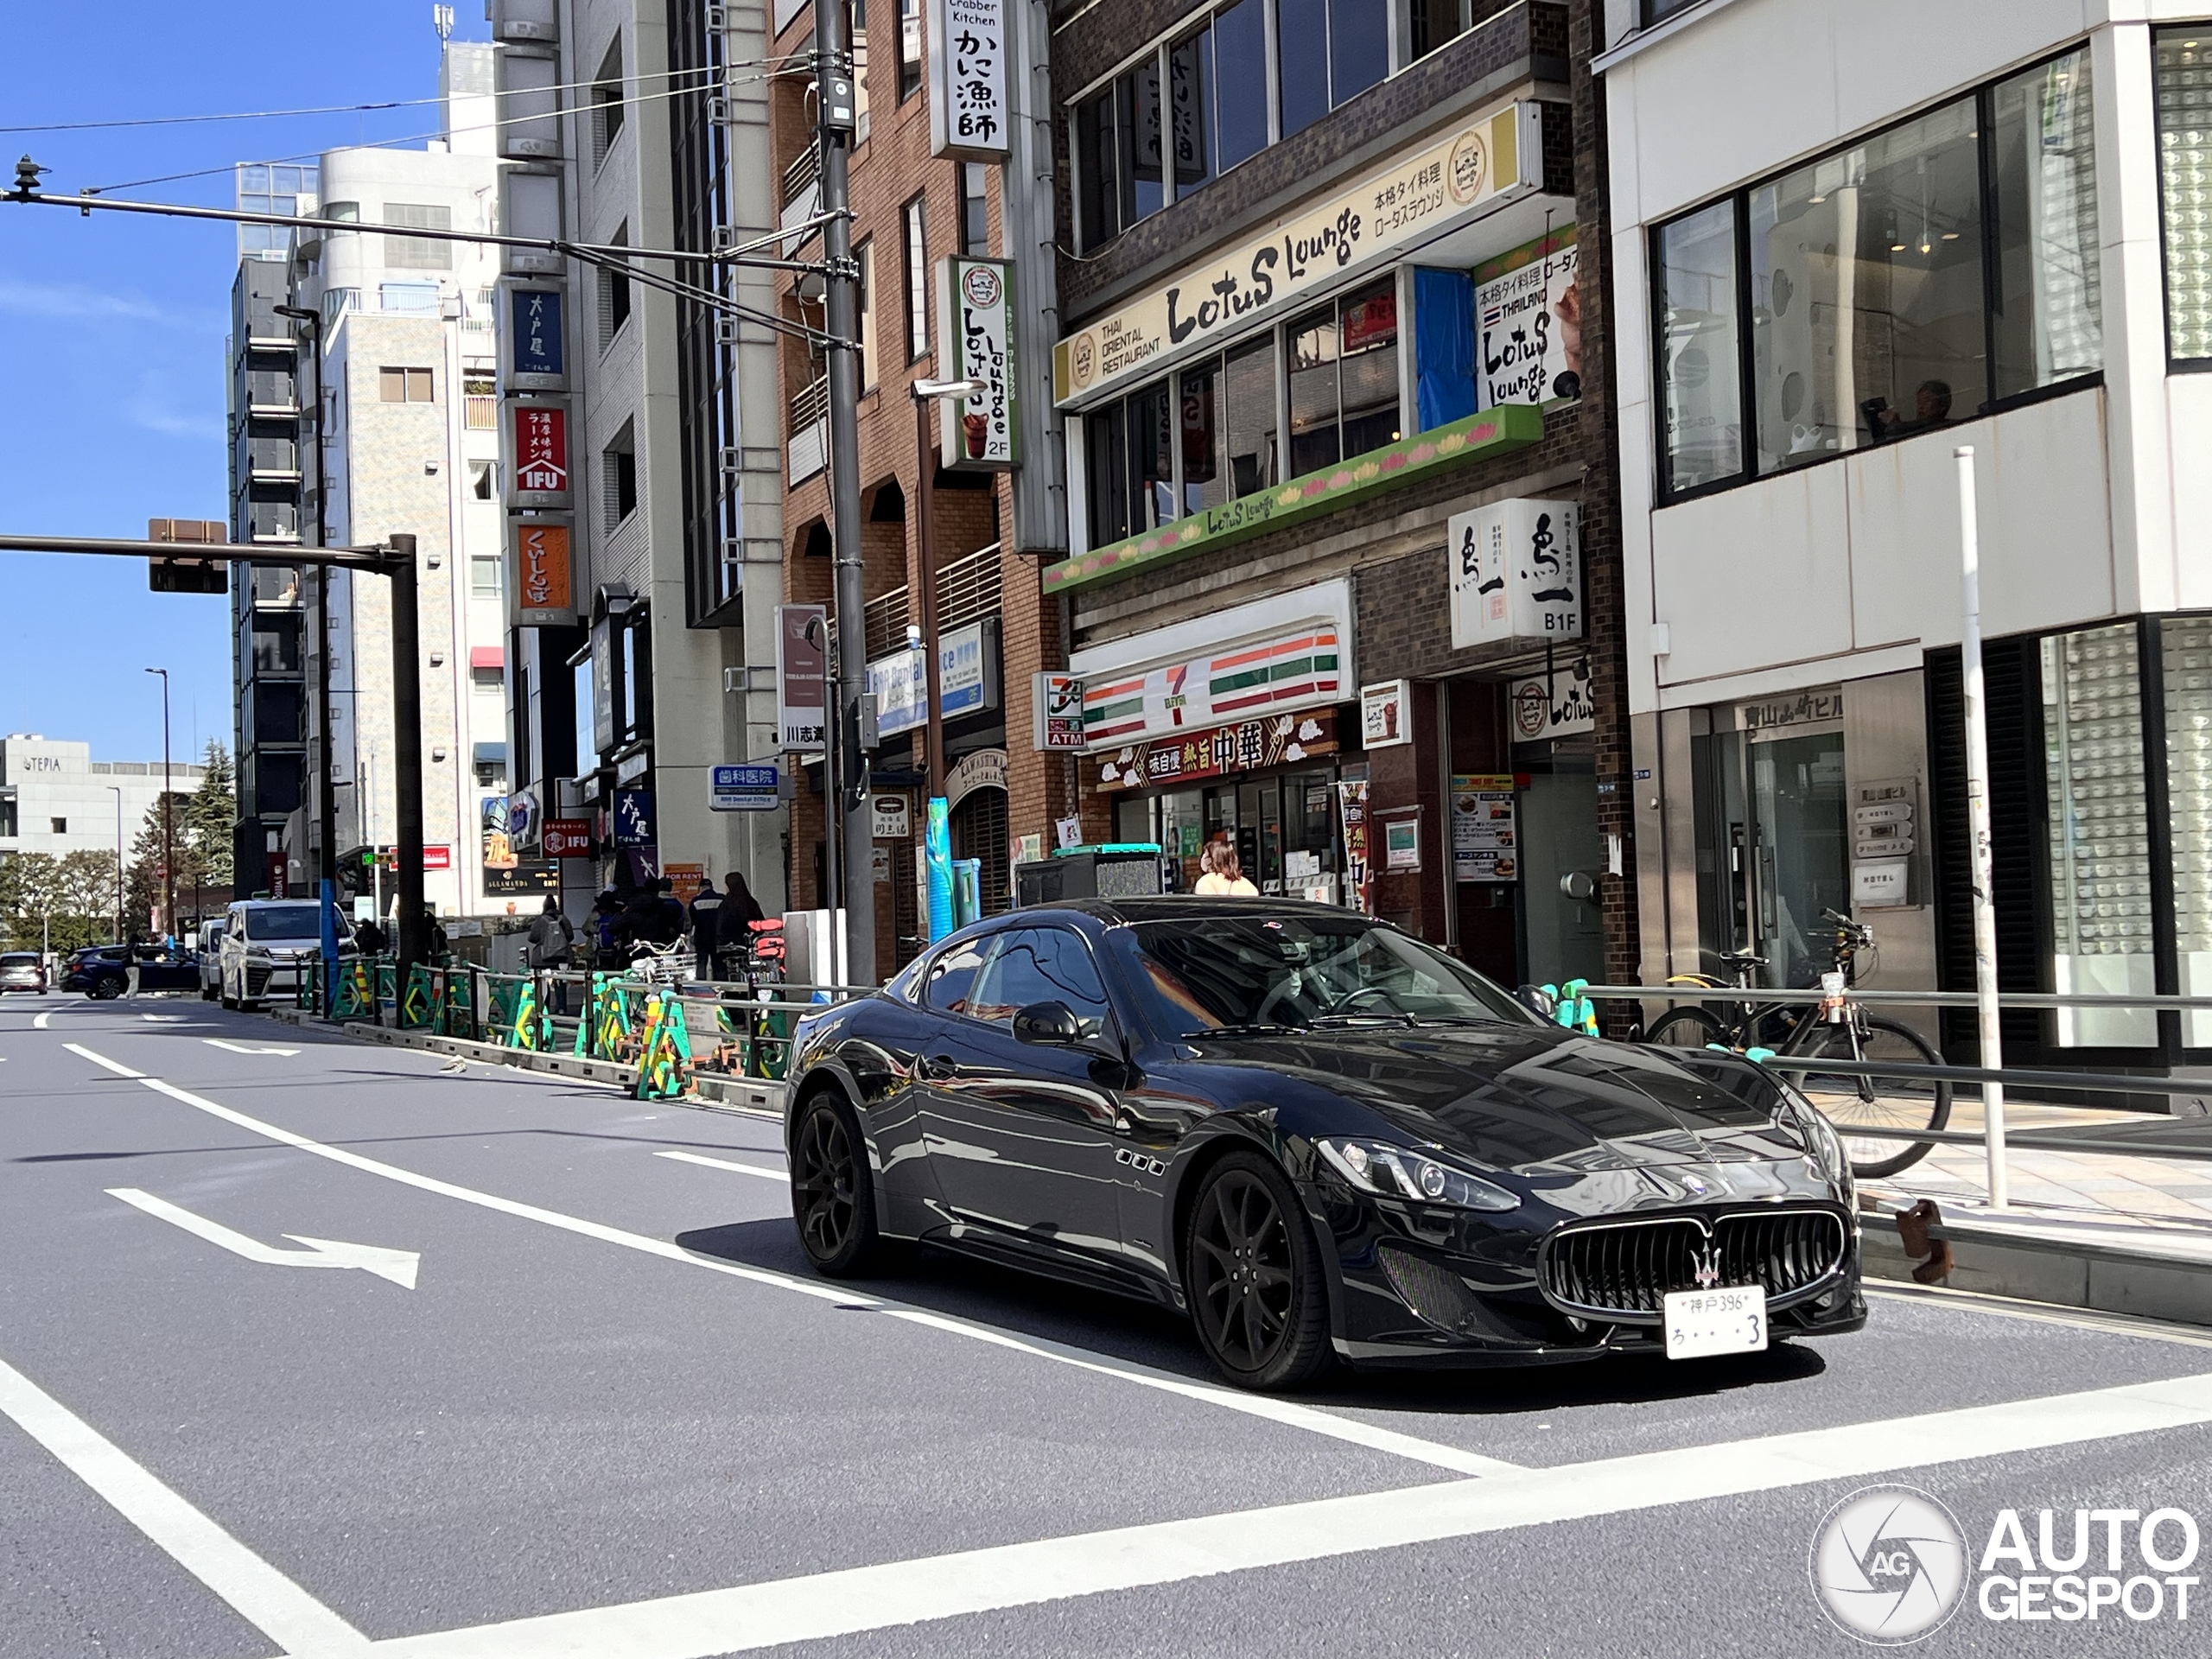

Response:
(354, 1370), (2212, 1659)
(141, 1014), (190, 1023)
(65, 1043), (143, 1078)
(34, 1010), (54, 1029)
(655, 1148), (787, 1180)
(203, 1039), (302, 1057)
(106, 1188), (419, 1289)
(1867, 1281), (2212, 1349)
(96, 1053), (1516, 1478)
(0, 1353), (370, 1656)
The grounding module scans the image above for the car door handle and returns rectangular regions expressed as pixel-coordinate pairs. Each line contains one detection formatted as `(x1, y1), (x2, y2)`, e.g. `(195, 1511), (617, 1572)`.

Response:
(920, 1052), (958, 1081)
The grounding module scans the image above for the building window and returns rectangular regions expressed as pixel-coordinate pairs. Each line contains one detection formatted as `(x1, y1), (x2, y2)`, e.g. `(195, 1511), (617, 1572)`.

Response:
(1650, 44), (2100, 503)
(378, 281), (439, 315)
(50, 817), (67, 836)
(383, 202), (453, 270)
(1075, 58), (1163, 249)
(896, 0), (922, 101)
(1408, 0), (1472, 59)
(957, 162), (988, 254)
(902, 194), (930, 361)
(855, 238), (880, 390)
(1643, 0), (1704, 22)
(378, 367), (435, 403)
(471, 555), (503, 597)
(1286, 278), (1399, 476)
(592, 39), (626, 167)
(1276, 0), (1386, 141)
(470, 459), (496, 500)
(604, 427), (639, 531)
(2156, 29), (2212, 361)
(463, 373), (496, 429)
(0, 798), (16, 837)
(599, 226), (632, 349)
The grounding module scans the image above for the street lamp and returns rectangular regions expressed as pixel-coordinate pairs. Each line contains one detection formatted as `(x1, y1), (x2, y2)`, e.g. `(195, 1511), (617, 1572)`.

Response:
(105, 784), (124, 944)
(907, 378), (982, 944)
(144, 666), (173, 942)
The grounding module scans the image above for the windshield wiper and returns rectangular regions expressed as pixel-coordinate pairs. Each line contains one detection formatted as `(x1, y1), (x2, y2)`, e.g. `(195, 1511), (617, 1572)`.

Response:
(1182, 1022), (1300, 1039)
(1307, 1011), (1415, 1028)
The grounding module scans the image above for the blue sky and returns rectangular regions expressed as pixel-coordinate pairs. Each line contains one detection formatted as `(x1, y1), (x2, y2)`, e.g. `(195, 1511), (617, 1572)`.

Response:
(0, 2), (486, 765)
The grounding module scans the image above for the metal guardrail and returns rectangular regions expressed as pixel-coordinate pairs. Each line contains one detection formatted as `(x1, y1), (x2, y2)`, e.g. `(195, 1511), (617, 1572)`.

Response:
(1587, 982), (2212, 1011)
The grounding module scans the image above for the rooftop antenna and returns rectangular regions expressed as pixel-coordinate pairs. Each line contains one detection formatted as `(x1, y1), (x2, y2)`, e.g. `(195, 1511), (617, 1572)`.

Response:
(433, 4), (454, 41)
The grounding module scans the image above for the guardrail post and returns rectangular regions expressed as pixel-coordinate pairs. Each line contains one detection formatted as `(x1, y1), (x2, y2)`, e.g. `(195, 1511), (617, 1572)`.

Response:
(1957, 445), (2009, 1211)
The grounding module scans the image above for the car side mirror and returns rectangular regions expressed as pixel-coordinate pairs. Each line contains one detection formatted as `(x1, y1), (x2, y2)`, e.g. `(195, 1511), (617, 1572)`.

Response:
(1011, 1000), (1084, 1046)
(1516, 984), (1557, 1020)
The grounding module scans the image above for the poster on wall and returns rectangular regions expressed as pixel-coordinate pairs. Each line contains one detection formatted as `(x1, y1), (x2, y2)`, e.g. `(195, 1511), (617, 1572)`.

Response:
(480, 796), (517, 871)
(1337, 780), (1373, 914)
(1360, 680), (1413, 749)
(1382, 815), (1421, 871)
(1474, 225), (1581, 410)
(1452, 774), (1518, 882)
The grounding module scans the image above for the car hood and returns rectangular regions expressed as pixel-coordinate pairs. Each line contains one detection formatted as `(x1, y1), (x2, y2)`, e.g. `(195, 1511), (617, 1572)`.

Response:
(1180, 1022), (1819, 1188)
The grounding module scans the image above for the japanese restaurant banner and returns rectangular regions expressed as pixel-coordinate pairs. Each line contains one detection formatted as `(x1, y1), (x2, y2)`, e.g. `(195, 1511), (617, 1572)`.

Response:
(511, 519), (575, 626)
(508, 401), (570, 505)
(927, 0), (1010, 161)
(1091, 710), (1338, 793)
(938, 257), (1018, 469)
(1338, 779), (1373, 914)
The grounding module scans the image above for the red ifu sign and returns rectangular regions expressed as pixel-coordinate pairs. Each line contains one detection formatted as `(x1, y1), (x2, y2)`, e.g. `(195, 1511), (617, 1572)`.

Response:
(542, 817), (592, 859)
(512, 405), (569, 496)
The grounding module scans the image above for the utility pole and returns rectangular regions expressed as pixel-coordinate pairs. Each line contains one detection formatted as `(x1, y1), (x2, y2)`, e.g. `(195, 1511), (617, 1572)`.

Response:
(814, 0), (874, 985)
(388, 533), (428, 983)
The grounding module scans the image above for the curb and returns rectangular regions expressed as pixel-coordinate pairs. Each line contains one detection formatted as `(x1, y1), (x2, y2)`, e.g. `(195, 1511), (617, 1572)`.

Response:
(1860, 1209), (2212, 1328)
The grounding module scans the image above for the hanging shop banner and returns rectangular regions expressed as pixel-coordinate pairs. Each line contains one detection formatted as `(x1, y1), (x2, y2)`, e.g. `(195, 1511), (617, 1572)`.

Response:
(709, 763), (780, 812)
(1054, 103), (1541, 407)
(776, 603), (830, 752)
(505, 787), (541, 853)
(486, 860), (561, 898)
(938, 257), (1018, 468)
(511, 519), (575, 626)
(505, 284), (566, 388)
(508, 401), (570, 505)
(1475, 225), (1581, 410)
(1447, 497), (1583, 650)
(868, 645), (929, 739)
(1452, 773), (1519, 883)
(1360, 680), (1413, 749)
(613, 788), (656, 847)
(1092, 709), (1338, 793)
(1080, 623), (1343, 750)
(1510, 658), (1596, 741)
(542, 817), (592, 858)
(938, 618), (1000, 716)
(480, 796), (517, 871)
(926, 0), (1011, 161)
(1034, 672), (1086, 751)
(1338, 779), (1373, 914)
(872, 792), (912, 840)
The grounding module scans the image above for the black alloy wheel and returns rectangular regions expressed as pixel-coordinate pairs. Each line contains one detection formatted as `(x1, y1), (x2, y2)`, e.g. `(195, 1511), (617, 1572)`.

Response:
(90, 976), (124, 1001)
(790, 1092), (888, 1276)
(1184, 1152), (1331, 1391)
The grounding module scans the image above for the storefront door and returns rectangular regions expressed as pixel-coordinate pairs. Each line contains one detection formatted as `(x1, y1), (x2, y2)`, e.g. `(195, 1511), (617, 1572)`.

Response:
(1694, 720), (1848, 987)
(1517, 773), (1604, 987)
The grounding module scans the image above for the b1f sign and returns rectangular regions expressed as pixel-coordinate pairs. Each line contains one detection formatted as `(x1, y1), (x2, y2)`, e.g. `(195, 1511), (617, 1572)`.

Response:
(1447, 498), (1582, 650)
(938, 257), (1017, 469)
(776, 603), (829, 752)
(927, 0), (1010, 161)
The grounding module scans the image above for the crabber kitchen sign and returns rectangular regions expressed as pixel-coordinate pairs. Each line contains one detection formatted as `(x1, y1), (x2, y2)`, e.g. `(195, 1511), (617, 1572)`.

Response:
(1053, 103), (1543, 407)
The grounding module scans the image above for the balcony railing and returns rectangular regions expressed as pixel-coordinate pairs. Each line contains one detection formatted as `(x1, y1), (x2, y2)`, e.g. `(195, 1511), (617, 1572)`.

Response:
(861, 543), (1002, 663)
(465, 395), (497, 430)
(781, 143), (824, 255)
(864, 587), (912, 662)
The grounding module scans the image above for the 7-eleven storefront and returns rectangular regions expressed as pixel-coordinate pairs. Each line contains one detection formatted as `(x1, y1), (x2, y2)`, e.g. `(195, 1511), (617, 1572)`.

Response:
(1069, 580), (1369, 902)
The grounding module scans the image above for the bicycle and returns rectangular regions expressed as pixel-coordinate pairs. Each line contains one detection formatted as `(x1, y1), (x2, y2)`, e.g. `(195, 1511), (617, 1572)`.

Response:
(1643, 909), (1951, 1179)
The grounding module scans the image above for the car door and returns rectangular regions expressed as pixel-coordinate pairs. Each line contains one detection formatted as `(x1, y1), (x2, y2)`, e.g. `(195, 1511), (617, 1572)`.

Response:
(918, 925), (1130, 1276)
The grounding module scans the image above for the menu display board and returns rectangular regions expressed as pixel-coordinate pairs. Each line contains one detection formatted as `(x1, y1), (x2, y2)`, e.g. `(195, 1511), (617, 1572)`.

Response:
(1452, 773), (1518, 882)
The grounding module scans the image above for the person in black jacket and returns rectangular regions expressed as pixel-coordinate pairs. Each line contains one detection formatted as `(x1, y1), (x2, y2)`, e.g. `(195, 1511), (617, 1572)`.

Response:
(715, 869), (766, 977)
(688, 877), (723, 982)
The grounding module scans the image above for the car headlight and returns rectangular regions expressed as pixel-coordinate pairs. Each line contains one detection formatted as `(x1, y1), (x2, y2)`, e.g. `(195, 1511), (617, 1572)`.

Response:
(1315, 1137), (1519, 1212)
(1779, 1087), (1854, 1199)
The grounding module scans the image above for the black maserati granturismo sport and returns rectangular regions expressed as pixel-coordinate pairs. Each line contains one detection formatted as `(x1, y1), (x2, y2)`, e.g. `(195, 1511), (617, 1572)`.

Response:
(781, 897), (1865, 1391)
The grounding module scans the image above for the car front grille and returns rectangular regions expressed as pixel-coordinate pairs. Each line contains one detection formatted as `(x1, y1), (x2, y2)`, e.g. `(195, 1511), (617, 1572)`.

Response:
(246, 964), (272, 996)
(1539, 1209), (1847, 1322)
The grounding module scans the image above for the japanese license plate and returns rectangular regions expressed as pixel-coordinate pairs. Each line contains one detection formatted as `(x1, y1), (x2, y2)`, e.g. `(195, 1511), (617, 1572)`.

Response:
(1663, 1286), (1768, 1359)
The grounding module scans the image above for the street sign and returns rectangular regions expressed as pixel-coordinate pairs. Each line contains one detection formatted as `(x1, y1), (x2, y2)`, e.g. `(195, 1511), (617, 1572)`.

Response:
(542, 817), (592, 858)
(776, 605), (829, 751)
(710, 763), (780, 812)
(871, 792), (911, 840)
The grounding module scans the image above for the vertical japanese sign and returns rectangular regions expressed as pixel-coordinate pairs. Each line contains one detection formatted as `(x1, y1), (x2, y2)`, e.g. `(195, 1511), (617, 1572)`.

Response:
(927, 0), (1009, 161)
(938, 257), (1017, 468)
(776, 603), (829, 752)
(510, 402), (569, 505)
(506, 286), (565, 387)
(512, 520), (574, 625)
(1447, 498), (1582, 649)
(1337, 780), (1373, 914)
(1474, 225), (1581, 409)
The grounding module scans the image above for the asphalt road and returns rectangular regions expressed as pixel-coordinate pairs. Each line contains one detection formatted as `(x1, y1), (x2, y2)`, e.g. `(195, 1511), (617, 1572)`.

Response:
(4, 989), (2211, 1657)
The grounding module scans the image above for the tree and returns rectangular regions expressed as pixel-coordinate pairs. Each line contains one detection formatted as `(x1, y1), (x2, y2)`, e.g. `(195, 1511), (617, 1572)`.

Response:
(124, 793), (200, 937)
(186, 740), (236, 886)
(0, 850), (117, 953)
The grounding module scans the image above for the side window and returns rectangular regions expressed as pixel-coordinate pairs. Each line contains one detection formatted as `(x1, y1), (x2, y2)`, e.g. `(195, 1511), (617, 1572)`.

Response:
(924, 935), (993, 1016)
(969, 927), (1115, 1037)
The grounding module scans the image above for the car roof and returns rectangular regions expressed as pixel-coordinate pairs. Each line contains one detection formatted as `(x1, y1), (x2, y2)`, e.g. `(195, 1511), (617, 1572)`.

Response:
(1027, 894), (1385, 926)
(231, 899), (320, 909)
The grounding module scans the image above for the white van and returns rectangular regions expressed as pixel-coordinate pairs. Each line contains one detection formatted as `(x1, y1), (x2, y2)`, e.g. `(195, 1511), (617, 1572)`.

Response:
(219, 899), (324, 1008)
(196, 918), (227, 1000)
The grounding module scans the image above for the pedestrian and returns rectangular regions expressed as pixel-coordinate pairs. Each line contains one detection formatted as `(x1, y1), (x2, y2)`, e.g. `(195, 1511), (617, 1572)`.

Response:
(1195, 842), (1258, 897)
(526, 895), (575, 1011)
(688, 875), (724, 982)
(591, 889), (626, 969)
(715, 868), (766, 978)
(425, 906), (450, 960)
(353, 915), (386, 956)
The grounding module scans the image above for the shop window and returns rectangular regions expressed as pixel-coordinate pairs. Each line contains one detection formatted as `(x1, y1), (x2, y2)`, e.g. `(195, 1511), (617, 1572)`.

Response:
(1413, 267), (1477, 429)
(1409, 0), (1472, 60)
(1074, 58), (1163, 249)
(1655, 200), (1745, 494)
(2164, 618), (2212, 1046)
(1084, 378), (1176, 547)
(2043, 623), (2156, 1048)
(1224, 337), (1279, 497)
(2154, 29), (2212, 361)
(1655, 45), (2101, 501)
(1084, 401), (1129, 548)
(1287, 278), (1399, 476)
(1992, 48), (2101, 396)
(1178, 359), (1226, 513)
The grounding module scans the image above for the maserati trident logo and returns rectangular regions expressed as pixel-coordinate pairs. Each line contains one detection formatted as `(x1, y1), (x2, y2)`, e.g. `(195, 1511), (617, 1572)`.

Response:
(1692, 1245), (1721, 1290)
(1681, 1173), (1709, 1197)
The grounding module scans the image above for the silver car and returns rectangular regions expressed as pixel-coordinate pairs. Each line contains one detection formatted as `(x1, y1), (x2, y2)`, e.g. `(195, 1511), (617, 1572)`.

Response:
(0, 951), (47, 994)
(219, 900), (324, 1008)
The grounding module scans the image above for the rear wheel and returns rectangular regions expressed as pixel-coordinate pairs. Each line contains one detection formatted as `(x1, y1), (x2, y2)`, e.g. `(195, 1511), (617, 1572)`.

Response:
(1184, 1152), (1332, 1392)
(1644, 1005), (1726, 1050)
(90, 976), (124, 1001)
(1782, 1016), (1951, 1179)
(789, 1090), (892, 1277)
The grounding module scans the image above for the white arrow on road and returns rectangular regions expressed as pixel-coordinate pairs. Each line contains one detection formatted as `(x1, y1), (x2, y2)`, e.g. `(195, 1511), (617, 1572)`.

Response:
(202, 1039), (301, 1057)
(105, 1188), (419, 1288)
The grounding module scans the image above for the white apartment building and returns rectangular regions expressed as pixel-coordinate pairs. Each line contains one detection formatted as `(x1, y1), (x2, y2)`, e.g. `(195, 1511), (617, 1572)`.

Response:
(1603, 0), (2212, 1075)
(0, 736), (207, 860)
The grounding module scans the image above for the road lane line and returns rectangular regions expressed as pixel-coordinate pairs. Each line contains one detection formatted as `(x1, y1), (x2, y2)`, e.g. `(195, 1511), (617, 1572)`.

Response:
(94, 1053), (1516, 1478)
(0, 1354), (370, 1656)
(348, 1369), (2212, 1659)
(34, 1010), (54, 1028)
(65, 1042), (143, 1077)
(1867, 1281), (2212, 1349)
(655, 1149), (787, 1180)
(204, 1038), (302, 1056)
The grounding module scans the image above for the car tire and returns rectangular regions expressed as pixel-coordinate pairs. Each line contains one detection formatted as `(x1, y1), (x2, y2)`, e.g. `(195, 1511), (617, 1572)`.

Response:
(1183, 1150), (1333, 1393)
(90, 976), (124, 1001)
(789, 1089), (893, 1278)
(220, 991), (238, 1011)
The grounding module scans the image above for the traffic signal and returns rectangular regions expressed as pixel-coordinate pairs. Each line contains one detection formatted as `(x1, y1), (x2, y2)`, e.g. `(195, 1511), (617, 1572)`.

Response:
(147, 518), (230, 594)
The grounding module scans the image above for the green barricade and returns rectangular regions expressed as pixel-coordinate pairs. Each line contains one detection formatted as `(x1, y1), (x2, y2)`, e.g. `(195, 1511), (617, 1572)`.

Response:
(512, 974), (543, 1050)
(333, 958), (373, 1022)
(374, 959), (398, 1024)
(401, 964), (439, 1030)
(441, 966), (475, 1039)
(297, 961), (318, 1013)
(590, 977), (641, 1061)
(484, 975), (524, 1046)
(633, 992), (693, 1101)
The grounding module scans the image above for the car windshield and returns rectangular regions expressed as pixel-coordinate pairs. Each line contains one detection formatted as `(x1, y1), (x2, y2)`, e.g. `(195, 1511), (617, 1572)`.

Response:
(2, 953), (36, 965)
(1116, 914), (1532, 1036)
(244, 906), (322, 941)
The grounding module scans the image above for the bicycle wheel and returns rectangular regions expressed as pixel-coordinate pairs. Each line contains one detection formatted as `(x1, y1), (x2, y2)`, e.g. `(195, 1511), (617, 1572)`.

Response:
(1781, 1015), (1951, 1179)
(1644, 1005), (1727, 1049)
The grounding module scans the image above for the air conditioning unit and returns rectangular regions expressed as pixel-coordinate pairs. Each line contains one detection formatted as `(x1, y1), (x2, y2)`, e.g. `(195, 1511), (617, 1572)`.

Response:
(491, 0), (559, 42)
